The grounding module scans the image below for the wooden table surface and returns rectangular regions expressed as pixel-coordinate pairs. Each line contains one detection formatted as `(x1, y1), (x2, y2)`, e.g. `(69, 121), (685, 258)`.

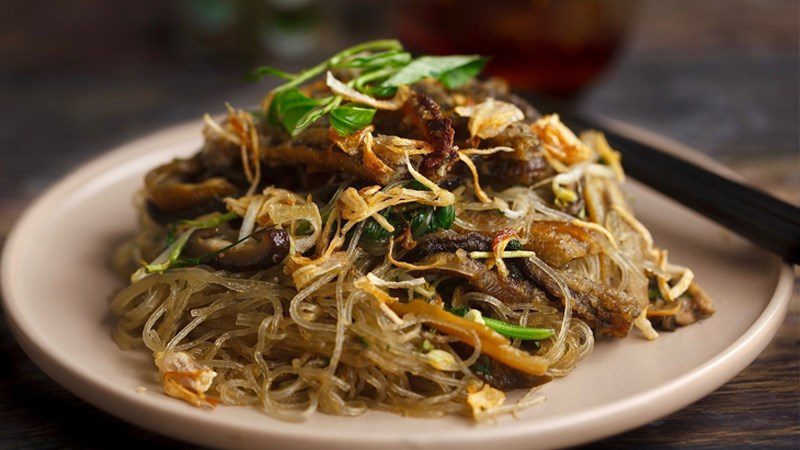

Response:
(1, 0), (798, 448)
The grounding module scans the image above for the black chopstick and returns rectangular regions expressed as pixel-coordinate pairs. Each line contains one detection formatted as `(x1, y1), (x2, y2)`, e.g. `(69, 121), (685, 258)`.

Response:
(525, 95), (800, 264)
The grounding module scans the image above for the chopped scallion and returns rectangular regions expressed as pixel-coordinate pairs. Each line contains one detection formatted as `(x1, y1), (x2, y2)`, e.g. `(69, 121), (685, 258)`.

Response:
(450, 308), (553, 340)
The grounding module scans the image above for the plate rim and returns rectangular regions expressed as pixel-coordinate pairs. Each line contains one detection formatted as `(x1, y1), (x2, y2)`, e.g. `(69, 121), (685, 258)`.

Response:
(2, 119), (794, 449)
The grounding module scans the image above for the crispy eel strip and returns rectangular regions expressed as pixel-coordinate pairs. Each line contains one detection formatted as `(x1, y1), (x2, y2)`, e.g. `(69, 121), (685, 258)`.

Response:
(261, 143), (403, 185)
(402, 93), (456, 180)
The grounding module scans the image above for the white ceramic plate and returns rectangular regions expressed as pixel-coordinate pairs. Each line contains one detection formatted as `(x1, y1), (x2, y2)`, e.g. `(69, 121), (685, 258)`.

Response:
(2, 120), (793, 449)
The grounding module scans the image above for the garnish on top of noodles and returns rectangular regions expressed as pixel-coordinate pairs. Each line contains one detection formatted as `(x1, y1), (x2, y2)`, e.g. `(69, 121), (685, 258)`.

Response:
(111, 40), (713, 422)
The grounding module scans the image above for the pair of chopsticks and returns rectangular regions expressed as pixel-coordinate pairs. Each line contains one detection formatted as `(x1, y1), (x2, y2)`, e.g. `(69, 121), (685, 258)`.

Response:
(527, 95), (800, 264)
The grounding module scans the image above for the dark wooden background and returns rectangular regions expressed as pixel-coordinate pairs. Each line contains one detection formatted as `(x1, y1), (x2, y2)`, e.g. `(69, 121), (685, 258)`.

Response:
(0, 0), (798, 448)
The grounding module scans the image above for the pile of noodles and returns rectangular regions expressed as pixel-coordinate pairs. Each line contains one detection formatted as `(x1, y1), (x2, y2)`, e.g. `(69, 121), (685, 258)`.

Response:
(111, 108), (693, 421)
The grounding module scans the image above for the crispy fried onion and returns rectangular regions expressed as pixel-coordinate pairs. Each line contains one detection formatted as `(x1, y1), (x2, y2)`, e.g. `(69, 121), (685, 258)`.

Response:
(457, 150), (527, 219)
(337, 154), (455, 233)
(466, 382), (507, 420)
(326, 71), (408, 110)
(581, 130), (624, 181)
(330, 126), (437, 180)
(455, 98), (525, 139)
(330, 125), (395, 179)
(155, 351), (218, 407)
(608, 203), (694, 302)
(225, 187), (322, 253)
(532, 114), (591, 169)
(204, 105), (262, 195)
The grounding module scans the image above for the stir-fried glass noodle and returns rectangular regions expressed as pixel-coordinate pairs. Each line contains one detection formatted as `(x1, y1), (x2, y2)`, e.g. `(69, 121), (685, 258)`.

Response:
(111, 41), (714, 421)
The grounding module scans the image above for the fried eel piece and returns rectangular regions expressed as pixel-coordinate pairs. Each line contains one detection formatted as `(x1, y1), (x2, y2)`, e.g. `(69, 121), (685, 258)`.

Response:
(401, 93), (456, 180)
(410, 232), (639, 338)
(524, 221), (600, 268)
(517, 260), (640, 338)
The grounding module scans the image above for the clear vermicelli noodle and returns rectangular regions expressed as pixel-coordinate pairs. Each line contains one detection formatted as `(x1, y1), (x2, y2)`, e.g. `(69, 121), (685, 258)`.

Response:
(111, 41), (714, 421)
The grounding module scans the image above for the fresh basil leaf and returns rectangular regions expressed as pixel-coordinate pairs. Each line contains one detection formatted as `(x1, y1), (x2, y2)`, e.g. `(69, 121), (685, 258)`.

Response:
(289, 96), (343, 136)
(381, 55), (485, 87)
(353, 67), (399, 97)
(439, 57), (487, 88)
(269, 88), (324, 133)
(362, 84), (397, 98)
(329, 104), (376, 135)
(290, 107), (327, 135)
(245, 66), (297, 82)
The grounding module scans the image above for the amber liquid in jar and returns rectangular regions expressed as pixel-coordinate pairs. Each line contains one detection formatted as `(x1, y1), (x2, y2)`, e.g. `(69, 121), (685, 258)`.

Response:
(397, 0), (635, 96)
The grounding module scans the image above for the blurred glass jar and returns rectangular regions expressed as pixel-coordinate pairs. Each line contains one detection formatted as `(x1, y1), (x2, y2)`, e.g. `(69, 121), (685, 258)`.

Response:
(396, 0), (636, 96)
(174, 0), (327, 62)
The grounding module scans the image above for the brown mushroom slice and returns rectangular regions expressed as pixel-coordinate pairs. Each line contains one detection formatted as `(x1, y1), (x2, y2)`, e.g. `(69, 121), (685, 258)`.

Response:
(651, 282), (715, 331)
(145, 157), (238, 212)
(185, 226), (290, 271)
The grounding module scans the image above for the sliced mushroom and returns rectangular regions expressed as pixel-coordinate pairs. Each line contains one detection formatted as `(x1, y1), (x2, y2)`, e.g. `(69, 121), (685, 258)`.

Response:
(651, 282), (715, 331)
(185, 225), (290, 271)
(145, 157), (238, 212)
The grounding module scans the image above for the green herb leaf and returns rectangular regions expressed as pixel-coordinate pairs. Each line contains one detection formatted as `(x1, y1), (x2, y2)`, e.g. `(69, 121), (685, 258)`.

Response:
(361, 209), (394, 244)
(362, 84), (397, 98)
(338, 49), (412, 70)
(170, 230), (256, 269)
(381, 55), (486, 88)
(245, 66), (298, 82)
(145, 212), (239, 273)
(268, 89), (339, 136)
(405, 179), (430, 191)
(471, 356), (493, 377)
(252, 42), (484, 136)
(449, 307), (469, 317)
(438, 57), (487, 88)
(268, 88), (320, 128)
(505, 239), (523, 251)
(329, 103), (376, 136)
(177, 211), (239, 228)
(410, 207), (434, 239)
(432, 205), (455, 230)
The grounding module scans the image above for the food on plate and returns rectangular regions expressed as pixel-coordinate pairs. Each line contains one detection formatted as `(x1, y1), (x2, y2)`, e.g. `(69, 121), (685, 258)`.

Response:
(111, 40), (713, 421)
